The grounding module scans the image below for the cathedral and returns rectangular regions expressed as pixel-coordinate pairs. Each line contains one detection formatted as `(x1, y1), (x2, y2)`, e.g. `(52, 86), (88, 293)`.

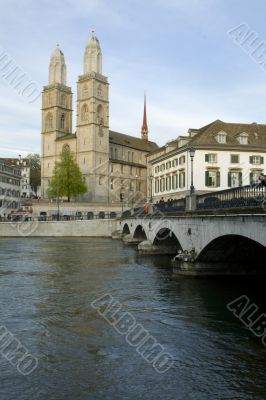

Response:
(41, 32), (158, 203)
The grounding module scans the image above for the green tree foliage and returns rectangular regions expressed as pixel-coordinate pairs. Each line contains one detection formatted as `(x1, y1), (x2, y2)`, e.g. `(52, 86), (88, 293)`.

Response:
(26, 153), (41, 195)
(48, 146), (87, 201)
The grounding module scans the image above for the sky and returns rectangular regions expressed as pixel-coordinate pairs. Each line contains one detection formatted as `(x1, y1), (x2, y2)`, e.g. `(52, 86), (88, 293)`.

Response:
(1, 0), (266, 157)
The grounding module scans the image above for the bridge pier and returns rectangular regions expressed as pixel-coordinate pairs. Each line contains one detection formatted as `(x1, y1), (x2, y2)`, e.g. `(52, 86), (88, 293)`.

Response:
(138, 240), (178, 255)
(119, 215), (266, 275)
(172, 257), (266, 276)
(123, 234), (143, 245)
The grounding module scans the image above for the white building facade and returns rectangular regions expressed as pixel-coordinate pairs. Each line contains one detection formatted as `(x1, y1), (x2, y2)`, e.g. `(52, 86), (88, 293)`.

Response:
(148, 120), (266, 202)
(3, 157), (32, 198)
(0, 159), (21, 218)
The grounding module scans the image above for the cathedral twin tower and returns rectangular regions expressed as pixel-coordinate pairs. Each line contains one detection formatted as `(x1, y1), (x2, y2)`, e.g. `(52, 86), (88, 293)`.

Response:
(41, 32), (110, 202)
(41, 32), (156, 203)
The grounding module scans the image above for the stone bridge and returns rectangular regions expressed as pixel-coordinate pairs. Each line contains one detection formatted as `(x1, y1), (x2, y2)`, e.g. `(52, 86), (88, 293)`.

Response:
(115, 214), (266, 275)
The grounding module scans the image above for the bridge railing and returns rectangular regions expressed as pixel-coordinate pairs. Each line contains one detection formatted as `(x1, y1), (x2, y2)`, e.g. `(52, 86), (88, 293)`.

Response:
(154, 198), (186, 213)
(121, 184), (266, 218)
(196, 184), (266, 210)
(0, 210), (118, 222)
(122, 198), (186, 218)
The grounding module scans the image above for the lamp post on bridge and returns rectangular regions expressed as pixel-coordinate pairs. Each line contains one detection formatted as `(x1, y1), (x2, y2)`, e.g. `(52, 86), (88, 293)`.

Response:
(189, 147), (196, 195)
(149, 173), (154, 203)
(185, 147), (197, 212)
(56, 170), (60, 221)
(120, 185), (125, 215)
(135, 174), (138, 205)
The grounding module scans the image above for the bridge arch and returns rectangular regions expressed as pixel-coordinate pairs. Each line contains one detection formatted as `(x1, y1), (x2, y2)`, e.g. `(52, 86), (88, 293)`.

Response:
(122, 223), (130, 236)
(133, 225), (147, 240)
(153, 228), (182, 253)
(197, 234), (266, 269)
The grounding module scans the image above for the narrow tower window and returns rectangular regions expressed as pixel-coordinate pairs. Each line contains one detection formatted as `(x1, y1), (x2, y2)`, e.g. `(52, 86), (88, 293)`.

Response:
(81, 104), (89, 121)
(61, 94), (66, 106)
(45, 113), (53, 130)
(60, 114), (65, 129)
(97, 104), (103, 124)
(47, 94), (52, 106)
(97, 85), (102, 97)
(83, 84), (88, 97)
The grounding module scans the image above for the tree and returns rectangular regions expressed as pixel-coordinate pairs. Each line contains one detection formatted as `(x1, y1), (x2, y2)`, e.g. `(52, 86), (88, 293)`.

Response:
(26, 153), (41, 195)
(48, 146), (87, 202)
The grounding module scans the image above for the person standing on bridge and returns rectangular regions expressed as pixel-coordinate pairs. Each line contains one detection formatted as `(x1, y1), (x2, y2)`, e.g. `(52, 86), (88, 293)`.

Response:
(258, 174), (266, 187)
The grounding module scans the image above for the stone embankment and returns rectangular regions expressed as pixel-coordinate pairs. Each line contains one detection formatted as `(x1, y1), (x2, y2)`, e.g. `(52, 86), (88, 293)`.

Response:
(0, 219), (116, 237)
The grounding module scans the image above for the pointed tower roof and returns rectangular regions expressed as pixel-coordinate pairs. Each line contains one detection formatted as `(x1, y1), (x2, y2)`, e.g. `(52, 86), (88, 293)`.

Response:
(141, 93), (149, 141)
(84, 30), (102, 74)
(49, 44), (67, 85)
(51, 44), (65, 62)
(86, 30), (101, 49)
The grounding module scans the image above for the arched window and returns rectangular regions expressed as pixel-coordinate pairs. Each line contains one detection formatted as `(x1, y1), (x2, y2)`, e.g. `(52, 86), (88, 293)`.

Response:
(97, 85), (102, 97)
(45, 113), (53, 130)
(83, 84), (88, 97)
(60, 114), (65, 129)
(81, 104), (89, 121)
(97, 104), (103, 124)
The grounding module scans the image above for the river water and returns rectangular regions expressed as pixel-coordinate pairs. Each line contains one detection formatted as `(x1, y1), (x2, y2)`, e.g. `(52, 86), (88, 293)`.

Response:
(0, 237), (265, 400)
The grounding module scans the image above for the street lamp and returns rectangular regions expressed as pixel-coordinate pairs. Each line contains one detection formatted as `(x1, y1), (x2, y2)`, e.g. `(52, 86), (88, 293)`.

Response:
(56, 170), (60, 221)
(149, 173), (154, 203)
(135, 174), (138, 205)
(120, 186), (125, 214)
(189, 147), (196, 194)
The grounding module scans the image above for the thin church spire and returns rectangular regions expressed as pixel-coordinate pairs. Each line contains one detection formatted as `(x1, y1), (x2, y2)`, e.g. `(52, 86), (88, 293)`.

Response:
(141, 92), (148, 141)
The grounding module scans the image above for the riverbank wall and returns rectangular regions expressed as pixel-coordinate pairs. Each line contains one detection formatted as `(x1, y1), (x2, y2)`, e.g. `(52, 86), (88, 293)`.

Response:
(0, 219), (116, 237)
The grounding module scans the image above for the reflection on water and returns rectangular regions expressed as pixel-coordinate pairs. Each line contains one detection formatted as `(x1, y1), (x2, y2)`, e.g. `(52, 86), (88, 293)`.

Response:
(0, 237), (265, 400)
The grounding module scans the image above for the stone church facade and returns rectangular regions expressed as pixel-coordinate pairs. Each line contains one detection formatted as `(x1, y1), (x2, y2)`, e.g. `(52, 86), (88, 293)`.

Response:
(41, 32), (158, 203)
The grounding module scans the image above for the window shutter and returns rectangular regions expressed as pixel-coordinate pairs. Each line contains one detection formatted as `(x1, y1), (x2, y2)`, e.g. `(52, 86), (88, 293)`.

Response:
(239, 172), (243, 186)
(261, 156), (264, 164)
(216, 171), (220, 187)
(205, 154), (209, 162)
(250, 173), (253, 185)
(205, 171), (209, 186)
(249, 156), (253, 164)
(228, 172), (232, 187)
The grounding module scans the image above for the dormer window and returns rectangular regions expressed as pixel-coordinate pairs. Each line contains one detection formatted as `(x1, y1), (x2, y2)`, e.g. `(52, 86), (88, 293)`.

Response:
(215, 131), (227, 144)
(237, 132), (249, 145)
